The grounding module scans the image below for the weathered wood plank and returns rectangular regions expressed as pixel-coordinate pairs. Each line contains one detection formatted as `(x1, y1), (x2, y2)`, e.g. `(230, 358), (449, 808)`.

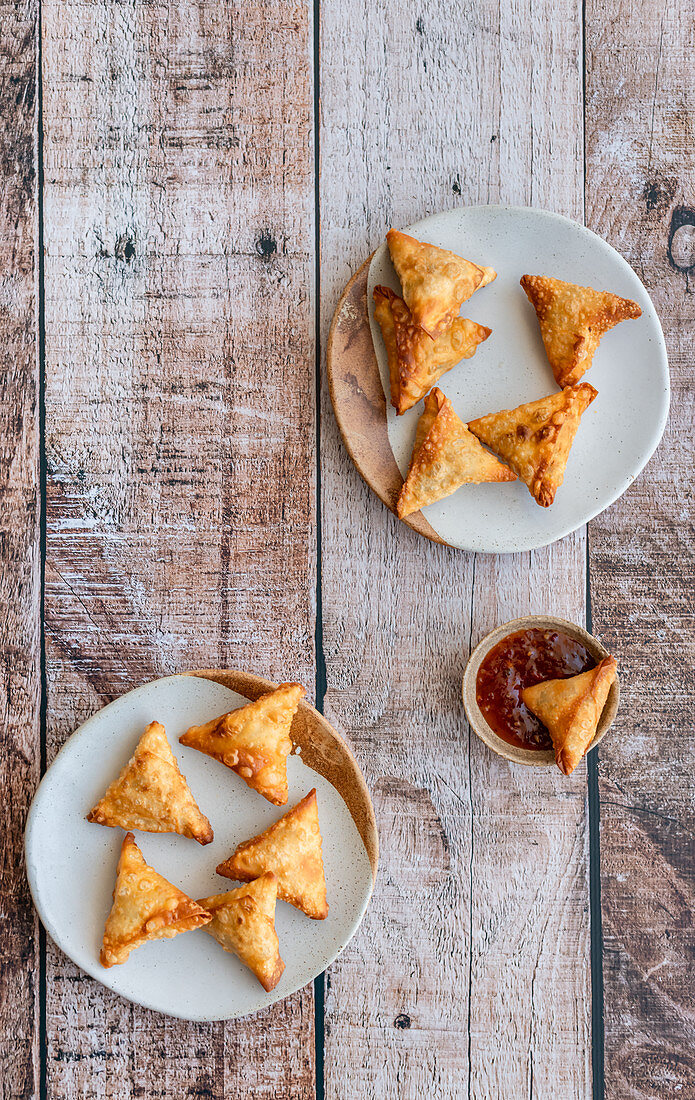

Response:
(319, 1), (590, 1097)
(585, 3), (695, 1097)
(0, 2), (40, 1097)
(42, 1), (316, 1096)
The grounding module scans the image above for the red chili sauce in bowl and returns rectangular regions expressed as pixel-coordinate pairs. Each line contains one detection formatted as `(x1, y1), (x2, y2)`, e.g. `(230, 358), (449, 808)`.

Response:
(475, 628), (596, 750)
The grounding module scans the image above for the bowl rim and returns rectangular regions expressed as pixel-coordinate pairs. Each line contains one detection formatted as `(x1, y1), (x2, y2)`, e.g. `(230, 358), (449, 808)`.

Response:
(462, 615), (620, 768)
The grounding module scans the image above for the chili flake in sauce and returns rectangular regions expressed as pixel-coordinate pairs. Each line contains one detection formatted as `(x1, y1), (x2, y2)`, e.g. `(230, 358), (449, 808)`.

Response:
(476, 628), (596, 750)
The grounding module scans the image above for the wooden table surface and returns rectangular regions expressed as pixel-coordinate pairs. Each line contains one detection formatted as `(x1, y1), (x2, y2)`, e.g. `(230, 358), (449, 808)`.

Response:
(1, 0), (693, 1097)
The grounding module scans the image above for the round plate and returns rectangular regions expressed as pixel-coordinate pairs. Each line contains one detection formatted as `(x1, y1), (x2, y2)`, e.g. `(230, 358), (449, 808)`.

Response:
(25, 671), (378, 1022)
(327, 205), (670, 553)
(462, 616), (620, 766)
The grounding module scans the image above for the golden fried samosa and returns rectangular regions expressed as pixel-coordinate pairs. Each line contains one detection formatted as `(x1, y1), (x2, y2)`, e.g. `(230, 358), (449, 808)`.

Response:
(87, 721), (213, 844)
(217, 788), (328, 920)
(198, 874), (285, 992)
(522, 656), (618, 775)
(397, 387), (515, 518)
(479, 266), (497, 289)
(520, 274), (641, 386)
(100, 832), (211, 967)
(180, 683), (305, 806)
(373, 285), (491, 414)
(468, 383), (597, 507)
(386, 229), (494, 338)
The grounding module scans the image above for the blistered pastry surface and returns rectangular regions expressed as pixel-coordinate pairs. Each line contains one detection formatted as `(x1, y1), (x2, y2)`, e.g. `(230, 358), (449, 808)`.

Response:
(199, 874), (285, 991)
(398, 389), (515, 518)
(88, 721), (213, 844)
(180, 683), (304, 805)
(100, 833), (211, 967)
(469, 384), (597, 507)
(217, 789), (329, 920)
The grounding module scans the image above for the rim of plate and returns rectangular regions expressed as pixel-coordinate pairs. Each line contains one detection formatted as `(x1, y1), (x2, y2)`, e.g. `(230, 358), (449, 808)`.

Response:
(349, 203), (670, 553)
(24, 671), (378, 1022)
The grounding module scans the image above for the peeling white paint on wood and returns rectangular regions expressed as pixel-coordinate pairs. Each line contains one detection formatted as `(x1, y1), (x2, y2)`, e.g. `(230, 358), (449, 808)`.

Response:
(1, 0), (692, 1095)
(586, 0), (695, 1096)
(41, 1), (317, 1096)
(319, 0), (590, 1096)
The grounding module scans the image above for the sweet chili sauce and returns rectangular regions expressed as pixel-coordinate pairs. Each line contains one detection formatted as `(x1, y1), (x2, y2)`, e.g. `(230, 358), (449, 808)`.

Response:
(475, 628), (596, 750)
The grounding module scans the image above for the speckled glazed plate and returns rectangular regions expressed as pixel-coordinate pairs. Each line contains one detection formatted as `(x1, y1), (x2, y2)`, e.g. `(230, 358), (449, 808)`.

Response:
(25, 671), (378, 1021)
(328, 205), (670, 553)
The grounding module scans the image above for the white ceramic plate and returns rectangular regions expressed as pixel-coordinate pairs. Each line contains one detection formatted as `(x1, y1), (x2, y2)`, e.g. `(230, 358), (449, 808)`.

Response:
(368, 205), (670, 553)
(25, 674), (375, 1021)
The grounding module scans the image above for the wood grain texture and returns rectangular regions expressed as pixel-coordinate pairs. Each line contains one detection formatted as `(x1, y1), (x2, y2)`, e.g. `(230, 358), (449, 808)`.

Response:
(3, 0), (688, 1092)
(0, 2), (40, 1098)
(585, 1), (695, 1096)
(319, 1), (591, 1097)
(42, 1), (316, 1096)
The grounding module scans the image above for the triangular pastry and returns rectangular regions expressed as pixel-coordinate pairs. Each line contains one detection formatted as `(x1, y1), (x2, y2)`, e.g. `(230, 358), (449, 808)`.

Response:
(180, 683), (305, 806)
(387, 229), (494, 338)
(522, 656), (617, 776)
(198, 874), (285, 992)
(479, 267), (497, 289)
(468, 383), (597, 507)
(100, 832), (211, 967)
(216, 788), (328, 920)
(87, 721), (213, 844)
(520, 274), (642, 386)
(373, 285), (491, 414)
(397, 388), (516, 518)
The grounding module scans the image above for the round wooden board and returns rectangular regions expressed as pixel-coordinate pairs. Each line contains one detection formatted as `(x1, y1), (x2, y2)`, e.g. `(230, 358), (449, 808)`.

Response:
(326, 256), (447, 547)
(188, 669), (379, 878)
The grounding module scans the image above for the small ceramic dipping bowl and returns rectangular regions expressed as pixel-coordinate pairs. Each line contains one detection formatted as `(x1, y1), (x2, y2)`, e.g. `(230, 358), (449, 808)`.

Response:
(462, 614), (620, 767)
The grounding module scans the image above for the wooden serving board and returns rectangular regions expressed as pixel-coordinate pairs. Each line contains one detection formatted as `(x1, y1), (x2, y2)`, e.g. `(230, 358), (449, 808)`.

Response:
(326, 256), (446, 546)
